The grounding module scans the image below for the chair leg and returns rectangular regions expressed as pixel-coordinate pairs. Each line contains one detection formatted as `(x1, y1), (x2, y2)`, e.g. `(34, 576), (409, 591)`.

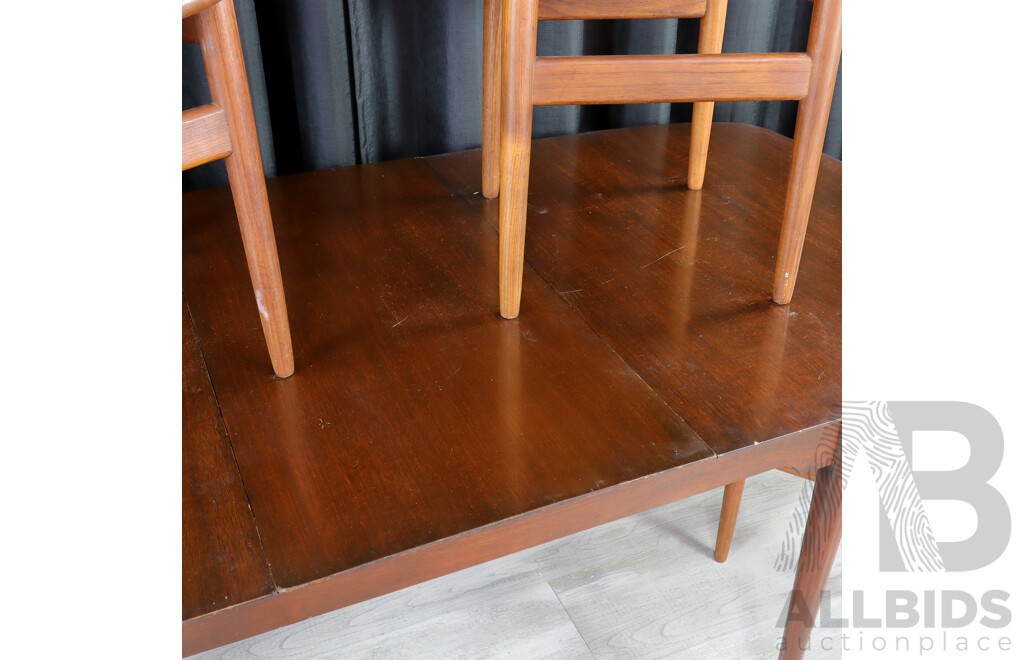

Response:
(498, 0), (539, 319)
(714, 479), (745, 562)
(779, 450), (842, 660)
(197, 0), (295, 377)
(772, 0), (842, 304)
(687, 0), (729, 191)
(482, 0), (502, 199)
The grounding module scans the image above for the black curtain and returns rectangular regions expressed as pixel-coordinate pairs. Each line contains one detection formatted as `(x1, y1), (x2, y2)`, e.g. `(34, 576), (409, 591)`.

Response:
(183, 0), (841, 192)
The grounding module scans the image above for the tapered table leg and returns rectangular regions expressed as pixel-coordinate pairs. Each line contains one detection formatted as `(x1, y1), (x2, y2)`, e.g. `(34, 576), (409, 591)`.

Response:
(779, 448), (842, 659)
(715, 479), (745, 562)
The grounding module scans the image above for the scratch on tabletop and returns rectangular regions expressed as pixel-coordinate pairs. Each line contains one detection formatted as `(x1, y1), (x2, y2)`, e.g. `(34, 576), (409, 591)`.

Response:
(640, 245), (686, 270)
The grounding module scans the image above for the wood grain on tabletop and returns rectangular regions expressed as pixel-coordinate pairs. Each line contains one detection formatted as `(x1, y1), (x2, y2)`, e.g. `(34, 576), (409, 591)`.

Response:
(182, 155), (712, 591)
(183, 124), (841, 654)
(182, 299), (273, 622)
(426, 123), (842, 455)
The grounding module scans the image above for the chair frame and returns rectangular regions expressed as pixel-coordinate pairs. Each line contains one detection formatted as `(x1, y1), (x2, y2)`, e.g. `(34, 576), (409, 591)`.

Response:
(482, 0), (842, 319)
(183, 0), (295, 378)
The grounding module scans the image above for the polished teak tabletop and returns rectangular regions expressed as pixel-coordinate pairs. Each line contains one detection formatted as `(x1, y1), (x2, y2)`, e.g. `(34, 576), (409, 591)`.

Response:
(182, 123), (840, 655)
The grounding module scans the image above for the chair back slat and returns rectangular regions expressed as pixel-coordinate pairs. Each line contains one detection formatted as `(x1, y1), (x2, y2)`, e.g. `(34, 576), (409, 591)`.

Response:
(532, 53), (813, 106)
(538, 0), (707, 20)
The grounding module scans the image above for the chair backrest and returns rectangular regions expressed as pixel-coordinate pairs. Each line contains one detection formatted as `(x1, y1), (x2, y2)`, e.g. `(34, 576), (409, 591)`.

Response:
(485, 0), (841, 318)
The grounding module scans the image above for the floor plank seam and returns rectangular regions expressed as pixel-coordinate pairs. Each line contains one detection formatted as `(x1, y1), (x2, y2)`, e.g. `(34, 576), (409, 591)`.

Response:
(548, 580), (599, 659)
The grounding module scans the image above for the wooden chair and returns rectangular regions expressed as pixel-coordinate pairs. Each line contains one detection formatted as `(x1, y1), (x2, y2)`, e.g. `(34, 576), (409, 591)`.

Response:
(182, 0), (295, 378)
(482, 0), (842, 319)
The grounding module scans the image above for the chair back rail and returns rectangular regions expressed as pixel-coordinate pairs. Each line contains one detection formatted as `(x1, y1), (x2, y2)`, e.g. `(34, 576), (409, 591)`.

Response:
(538, 0), (707, 20)
(532, 53), (813, 106)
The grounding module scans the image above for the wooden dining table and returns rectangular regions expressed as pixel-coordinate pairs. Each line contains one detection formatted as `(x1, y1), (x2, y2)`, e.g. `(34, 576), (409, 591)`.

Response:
(183, 121), (841, 658)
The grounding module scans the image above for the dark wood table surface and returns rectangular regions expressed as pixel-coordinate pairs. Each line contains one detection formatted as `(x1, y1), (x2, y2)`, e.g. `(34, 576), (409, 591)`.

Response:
(183, 122), (840, 656)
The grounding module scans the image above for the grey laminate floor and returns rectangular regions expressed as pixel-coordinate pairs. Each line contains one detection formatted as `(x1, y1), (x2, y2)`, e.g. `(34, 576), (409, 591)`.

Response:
(190, 470), (841, 659)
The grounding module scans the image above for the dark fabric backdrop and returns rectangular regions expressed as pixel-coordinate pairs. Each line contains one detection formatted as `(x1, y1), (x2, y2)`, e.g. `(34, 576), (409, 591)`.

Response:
(183, 0), (841, 192)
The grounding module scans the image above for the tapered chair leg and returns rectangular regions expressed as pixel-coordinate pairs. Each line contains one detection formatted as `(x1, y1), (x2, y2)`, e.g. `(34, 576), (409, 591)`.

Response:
(196, 0), (295, 377)
(773, 0), (842, 304)
(714, 479), (745, 562)
(498, 0), (539, 319)
(687, 0), (728, 191)
(779, 451), (842, 660)
(482, 0), (502, 199)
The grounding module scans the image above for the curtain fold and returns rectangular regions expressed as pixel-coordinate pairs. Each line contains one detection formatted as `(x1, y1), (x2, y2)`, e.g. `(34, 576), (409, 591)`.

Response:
(183, 0), (841, 192)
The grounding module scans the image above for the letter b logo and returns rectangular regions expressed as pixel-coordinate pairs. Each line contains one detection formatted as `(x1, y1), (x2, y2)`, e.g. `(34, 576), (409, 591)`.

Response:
(881, 401), (1010, 571)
